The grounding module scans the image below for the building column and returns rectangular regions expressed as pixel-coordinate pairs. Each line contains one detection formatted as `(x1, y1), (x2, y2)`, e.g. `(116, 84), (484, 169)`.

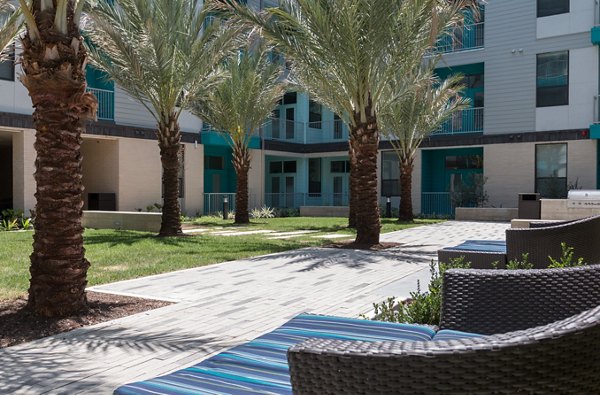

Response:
(12, 130), (36, 214)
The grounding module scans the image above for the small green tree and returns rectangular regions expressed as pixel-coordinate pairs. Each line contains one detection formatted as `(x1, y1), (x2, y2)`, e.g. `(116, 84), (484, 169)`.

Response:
(380, 66), (469, 221)
(86, 0), (241, 236)
(192, 34), (286, 224)
(0, 1), (21, 58)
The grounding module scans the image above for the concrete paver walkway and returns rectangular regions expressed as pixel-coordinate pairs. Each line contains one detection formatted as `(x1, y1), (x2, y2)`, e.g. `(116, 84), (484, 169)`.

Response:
(0, 221), (509, 394)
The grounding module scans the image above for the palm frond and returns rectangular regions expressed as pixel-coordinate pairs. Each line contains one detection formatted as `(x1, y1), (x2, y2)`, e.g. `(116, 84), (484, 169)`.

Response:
(0, 1), (22, 61)
(84, 0), (243, 126)
(191, 31), (286, 148)
(208, 0), (480, 127)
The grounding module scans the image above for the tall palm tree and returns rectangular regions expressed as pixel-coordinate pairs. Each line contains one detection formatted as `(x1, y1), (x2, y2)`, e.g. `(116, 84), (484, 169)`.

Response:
(85, 0), (240, 236)
(14, 0), (98, 317)
(380, 67), (469, 222)
(0, 1), (21, 59)
(209, 0), (478, 246)
(192, 34), (286, 224)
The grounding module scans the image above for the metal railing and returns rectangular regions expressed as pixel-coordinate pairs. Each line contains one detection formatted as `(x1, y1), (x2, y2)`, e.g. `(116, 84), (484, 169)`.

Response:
(264, 193), (349, 208)
(421, 192), (454, 217)
(436, 22), (484, 54)
(434, 107), (484, 135)
(87, 87), (115, 121)
(261, 118), (349, 144)
(204, 193), (236, 215)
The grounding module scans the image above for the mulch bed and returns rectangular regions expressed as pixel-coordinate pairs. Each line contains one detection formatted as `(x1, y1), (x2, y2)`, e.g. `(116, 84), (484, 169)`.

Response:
(0, 292), (171, 349)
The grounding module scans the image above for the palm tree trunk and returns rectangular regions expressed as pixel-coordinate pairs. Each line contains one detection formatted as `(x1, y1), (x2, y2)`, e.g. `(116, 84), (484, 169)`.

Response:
(158, 115), (183, 236)
(347, 137), (357, 228)
(20, 15), (97, 317)
(350, 100), (381, 246)
(232, 141), (251, 224)
(398, 158), (414, 222)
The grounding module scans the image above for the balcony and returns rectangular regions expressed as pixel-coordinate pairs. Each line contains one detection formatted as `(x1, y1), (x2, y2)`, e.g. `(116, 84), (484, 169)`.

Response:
(436, 22), (484, 54)
(86, 87), (115, 121)
(261, 118), (349, 144)
(433, 107), (484, 135)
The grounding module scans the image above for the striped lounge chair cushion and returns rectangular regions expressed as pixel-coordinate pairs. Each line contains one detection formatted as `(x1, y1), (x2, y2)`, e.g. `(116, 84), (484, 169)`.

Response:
(114, 313), (436, 395)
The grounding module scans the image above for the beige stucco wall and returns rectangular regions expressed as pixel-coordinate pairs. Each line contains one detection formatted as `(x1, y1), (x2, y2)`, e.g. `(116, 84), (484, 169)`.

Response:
(81, 137), (119, 209)
(567, 140), (597, 190)
(11, 129), (36, 214)
(183, 142), (203, 216)
(248, 148), (265, 209)
(484, 143), (536, 208)
(484, 140), (597, 209)
(117, 137), (162, 211)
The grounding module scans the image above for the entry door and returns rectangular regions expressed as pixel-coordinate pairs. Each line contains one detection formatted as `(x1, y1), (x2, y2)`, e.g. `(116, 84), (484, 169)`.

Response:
(333, 176), (343, 206)
(285, 176), (294, 207)
(271, 176), (280, 207)
(285, 108), (295, 140)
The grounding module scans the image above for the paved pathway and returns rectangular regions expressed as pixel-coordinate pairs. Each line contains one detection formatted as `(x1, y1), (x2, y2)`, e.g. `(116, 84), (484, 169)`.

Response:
(0, 221), (509, 394)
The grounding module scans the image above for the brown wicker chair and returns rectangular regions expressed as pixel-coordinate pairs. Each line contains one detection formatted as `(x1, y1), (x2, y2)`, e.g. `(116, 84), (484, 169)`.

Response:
(288, 265), (600, 394)
(438, 215), (600, 268)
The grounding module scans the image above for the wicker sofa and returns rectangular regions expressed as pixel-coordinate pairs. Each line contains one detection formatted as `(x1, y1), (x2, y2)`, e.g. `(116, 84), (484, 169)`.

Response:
(288, 264), (600, 394)
(437, 214), (600, 268)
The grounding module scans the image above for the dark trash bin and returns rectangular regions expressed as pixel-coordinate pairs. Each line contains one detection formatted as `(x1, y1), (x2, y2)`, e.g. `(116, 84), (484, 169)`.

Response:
(518, 193), (541, 219)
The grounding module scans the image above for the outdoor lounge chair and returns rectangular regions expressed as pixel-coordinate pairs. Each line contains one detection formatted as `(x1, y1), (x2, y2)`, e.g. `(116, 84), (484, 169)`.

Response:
(437, 214), (600, 268)
(115, 264), (600, 394)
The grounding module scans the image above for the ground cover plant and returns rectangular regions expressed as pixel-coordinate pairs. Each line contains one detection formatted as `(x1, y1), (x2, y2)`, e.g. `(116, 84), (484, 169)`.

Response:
(0, 218), (439, 300)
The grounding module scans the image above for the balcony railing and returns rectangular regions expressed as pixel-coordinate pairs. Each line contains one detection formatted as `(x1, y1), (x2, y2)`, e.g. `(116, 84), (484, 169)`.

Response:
(261, 118), (349, 144)
(86, 87), (115, 121)
(421, 192), (454, 218)
(436, 22), (484, 54)
(433, 107), (484, 135)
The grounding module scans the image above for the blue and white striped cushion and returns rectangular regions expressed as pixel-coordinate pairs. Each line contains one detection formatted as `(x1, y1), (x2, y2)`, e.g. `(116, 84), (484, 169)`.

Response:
(433, 329), (483, 341)
(114, 314), (436, 395)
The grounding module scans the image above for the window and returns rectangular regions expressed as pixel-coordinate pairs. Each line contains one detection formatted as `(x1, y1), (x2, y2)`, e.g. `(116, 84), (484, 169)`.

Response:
(283, 160), (296, 173)
(445, 155), (483, 170)
(536, 143), (567, 198)
(381, 152), (400, 197)
(464, 73), (484, 89)
(330, 160), (350, 173)
(269, 161), (282, 174)
(308, 99), (322, 128)
(537, 0), (569, 18)
(205, 156), (224, 170)
(308, 158), (321, 195)
(537, 51), (568, 107)
(282, 92), (297, 105)
(269, 160), (297, 174)
(0, 44), (15, 81)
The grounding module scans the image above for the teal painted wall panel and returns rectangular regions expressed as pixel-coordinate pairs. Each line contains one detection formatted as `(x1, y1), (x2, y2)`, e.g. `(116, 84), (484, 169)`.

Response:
(421, 147), (484, 193)
(85, 66), (114, 90)
(204, 145), (236, 193)
(201, 131), (261, 149)
(592, 26), (600, 45)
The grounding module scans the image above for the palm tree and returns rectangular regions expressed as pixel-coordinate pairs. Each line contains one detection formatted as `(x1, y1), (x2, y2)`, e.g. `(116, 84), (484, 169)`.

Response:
(380, 67), (469, 222)
(85, 0), (240, 236)
(209, 0), (478, 246)
(192, 34), (286, 224)
(0, 1), (20, 59)
(14, 0), (98, 317)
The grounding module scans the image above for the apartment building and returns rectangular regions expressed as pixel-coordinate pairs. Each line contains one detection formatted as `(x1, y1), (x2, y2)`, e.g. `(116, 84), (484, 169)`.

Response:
(202, 0), (599, 216)
(1, 0), (598, 218)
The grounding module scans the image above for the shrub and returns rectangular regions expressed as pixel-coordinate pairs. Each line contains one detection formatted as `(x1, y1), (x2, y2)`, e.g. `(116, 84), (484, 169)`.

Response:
(548, 243), (585, 268)
(250, 206), (275, 219)
(364, 257), (470, 326)
(506, 253), (533, 270)
(275, 208), (299, 218)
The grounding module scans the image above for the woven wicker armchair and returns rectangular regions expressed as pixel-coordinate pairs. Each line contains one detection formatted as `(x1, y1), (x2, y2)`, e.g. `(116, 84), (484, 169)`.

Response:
(288, 265), (600, 394)
(438, 215), (600, 268)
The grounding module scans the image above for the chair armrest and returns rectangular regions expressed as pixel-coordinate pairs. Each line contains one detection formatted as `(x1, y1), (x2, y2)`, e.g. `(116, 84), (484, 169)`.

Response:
(440, 265), (600, 334)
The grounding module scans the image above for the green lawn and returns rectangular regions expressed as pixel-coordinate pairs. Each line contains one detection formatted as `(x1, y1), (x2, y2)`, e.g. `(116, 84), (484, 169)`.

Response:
(0, 217), (440, 300)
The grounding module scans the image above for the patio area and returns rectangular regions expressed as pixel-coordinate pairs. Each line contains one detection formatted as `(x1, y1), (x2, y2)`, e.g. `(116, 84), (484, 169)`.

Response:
(0, 221), (509, 394)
